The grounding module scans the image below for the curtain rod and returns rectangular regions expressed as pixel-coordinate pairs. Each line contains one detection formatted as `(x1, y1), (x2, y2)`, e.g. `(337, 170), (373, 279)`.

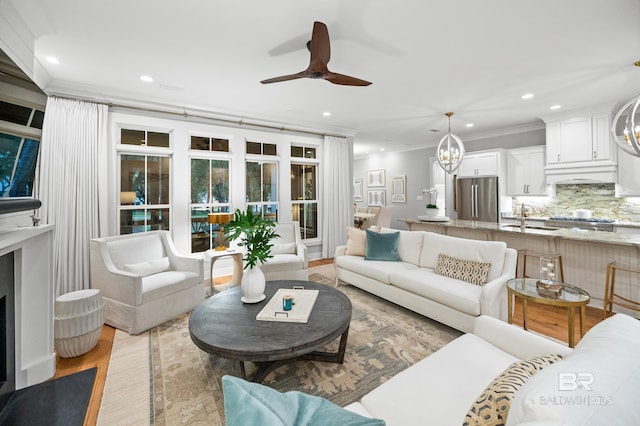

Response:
(49, 94), (349, 139)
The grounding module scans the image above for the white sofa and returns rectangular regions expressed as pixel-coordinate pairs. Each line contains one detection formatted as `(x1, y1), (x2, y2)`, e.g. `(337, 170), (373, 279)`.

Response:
(90, 230), (204, 334)
(335, 228), (517, 332)
(345, 313), (640, 425)
(260, 222), (308, 281)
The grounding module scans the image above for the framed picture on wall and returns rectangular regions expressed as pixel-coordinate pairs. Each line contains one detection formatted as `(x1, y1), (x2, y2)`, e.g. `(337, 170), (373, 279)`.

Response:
(354, 178), (363, 201)
(368, 190), (386, 206)
(391, 175), (406, 203)
(367, 169), (385, 187)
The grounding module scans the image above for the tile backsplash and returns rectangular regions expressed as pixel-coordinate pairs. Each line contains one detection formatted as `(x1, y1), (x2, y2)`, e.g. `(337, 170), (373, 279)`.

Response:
(512, 184), (640, 221)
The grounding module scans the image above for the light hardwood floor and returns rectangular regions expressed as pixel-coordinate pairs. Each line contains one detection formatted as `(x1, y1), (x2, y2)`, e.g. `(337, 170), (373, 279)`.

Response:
(55, 258), (603, 425)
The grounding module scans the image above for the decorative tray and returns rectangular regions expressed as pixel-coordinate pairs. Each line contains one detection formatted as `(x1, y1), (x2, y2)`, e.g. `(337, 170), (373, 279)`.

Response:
(256, 288), (319, 323)
(536, 281), (563, 299)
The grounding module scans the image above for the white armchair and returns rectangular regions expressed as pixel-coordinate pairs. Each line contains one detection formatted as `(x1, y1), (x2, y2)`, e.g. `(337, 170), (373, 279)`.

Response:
(90, 230), (204, 334)
(260, 222), (308, 281)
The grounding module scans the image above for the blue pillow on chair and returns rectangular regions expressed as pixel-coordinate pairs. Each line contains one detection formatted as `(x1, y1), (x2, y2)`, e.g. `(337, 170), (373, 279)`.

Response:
(222, 375), (385, 426)
(364, 229), (401, 261)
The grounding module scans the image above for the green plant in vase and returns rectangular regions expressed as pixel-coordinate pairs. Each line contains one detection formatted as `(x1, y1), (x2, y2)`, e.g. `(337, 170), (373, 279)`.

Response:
(226, 206), (279, 303)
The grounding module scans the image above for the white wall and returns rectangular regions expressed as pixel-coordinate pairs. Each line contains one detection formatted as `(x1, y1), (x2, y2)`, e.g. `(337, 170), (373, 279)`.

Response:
(354, 128), (546, 229)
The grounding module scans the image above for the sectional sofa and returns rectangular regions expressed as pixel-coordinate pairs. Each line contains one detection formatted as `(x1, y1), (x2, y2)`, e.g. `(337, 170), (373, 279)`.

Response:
(344, 313), (639, 425)
(221, 314), (639, 425)
(334, 228), (517, 332)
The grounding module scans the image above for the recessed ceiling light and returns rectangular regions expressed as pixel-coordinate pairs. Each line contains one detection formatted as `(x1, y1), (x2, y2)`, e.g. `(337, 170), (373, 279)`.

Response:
(140, 75), (154, 82)
(465, 123), (474, 128)
(380, 148), (384, 151)
(550, 105), (562, 110)
(46, 56), (59, 64)
(322, 111), (331, 117)
(521, 93), (534, 100)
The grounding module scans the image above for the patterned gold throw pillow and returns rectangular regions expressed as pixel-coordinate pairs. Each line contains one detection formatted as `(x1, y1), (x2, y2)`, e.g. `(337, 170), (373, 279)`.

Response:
(434, 253), (491, 285)
(463, 354), (565, 426)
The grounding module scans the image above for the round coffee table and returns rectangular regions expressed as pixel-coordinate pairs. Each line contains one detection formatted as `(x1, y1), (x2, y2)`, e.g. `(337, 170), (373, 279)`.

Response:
(507, 277), (590, 347)
(189, 280), (352, 382)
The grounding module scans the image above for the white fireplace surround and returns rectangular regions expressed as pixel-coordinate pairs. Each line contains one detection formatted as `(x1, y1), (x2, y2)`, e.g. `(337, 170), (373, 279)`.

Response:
(0, 223), (55, 389)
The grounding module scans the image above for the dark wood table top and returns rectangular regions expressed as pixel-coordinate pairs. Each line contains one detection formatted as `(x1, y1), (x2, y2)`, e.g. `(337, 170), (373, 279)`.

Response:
(189, 280), (352, 362)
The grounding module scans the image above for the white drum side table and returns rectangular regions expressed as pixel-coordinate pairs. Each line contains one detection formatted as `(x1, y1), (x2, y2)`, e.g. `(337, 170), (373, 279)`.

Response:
(54, 289), (104, 358)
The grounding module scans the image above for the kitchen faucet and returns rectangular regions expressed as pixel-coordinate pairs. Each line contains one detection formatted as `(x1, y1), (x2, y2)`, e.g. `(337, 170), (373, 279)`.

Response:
(520, 204), (526, 230)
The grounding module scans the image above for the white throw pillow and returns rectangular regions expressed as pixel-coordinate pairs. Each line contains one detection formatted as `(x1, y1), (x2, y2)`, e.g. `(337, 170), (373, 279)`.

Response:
(345, 227), (366, 256)
(345, 226), (383, 257)
(271, 242), (297, 255)
(123, 257), (171, 277)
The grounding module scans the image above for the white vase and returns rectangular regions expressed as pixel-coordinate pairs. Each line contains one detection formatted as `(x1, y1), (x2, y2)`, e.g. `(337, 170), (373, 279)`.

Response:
(241, 265), (266, 303)
(425, 208), (439, 217)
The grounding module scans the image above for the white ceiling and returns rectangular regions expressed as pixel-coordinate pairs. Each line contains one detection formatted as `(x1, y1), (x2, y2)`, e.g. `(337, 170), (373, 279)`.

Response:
(5, 0), (640, 157)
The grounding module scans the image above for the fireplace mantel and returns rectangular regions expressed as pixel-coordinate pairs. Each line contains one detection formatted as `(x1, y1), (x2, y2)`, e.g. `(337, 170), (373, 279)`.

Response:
(0, 224), (55, 389)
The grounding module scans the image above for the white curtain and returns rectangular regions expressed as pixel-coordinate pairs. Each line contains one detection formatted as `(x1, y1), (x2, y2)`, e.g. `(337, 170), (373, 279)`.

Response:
(36, 97), (109, 296)
(321, 135), (353, 258)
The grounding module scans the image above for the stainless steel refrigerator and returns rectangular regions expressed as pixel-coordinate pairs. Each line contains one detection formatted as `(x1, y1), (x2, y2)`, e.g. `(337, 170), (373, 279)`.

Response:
(456, 176), (499, 222)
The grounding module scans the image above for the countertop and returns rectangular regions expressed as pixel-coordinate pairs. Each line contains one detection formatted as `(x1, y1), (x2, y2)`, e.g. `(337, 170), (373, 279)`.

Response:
(402, 218), (640, 247)
(500, 215), (640, 229)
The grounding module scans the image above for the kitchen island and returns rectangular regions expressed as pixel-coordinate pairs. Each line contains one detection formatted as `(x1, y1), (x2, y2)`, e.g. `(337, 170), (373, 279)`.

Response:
(402, 218), (640, 317)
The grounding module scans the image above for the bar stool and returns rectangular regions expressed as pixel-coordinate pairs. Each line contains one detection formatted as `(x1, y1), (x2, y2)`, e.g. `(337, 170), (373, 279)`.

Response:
(604, 261), (640, 319)
(516, 249), (564, 282)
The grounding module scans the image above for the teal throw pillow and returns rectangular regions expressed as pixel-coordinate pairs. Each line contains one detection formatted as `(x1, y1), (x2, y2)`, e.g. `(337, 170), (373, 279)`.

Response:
(222, 375), (385, 426)
(364, 229), (401, 261)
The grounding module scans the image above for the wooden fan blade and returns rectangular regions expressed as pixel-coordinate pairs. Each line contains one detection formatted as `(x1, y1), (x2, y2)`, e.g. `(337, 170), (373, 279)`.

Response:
(310, 21), (330, 65)
(323, 72), (372, 86)
(260, 71), (307, 84)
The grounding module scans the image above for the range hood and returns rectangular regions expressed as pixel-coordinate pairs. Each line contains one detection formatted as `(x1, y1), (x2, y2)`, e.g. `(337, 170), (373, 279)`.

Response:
(544, 163), (617, 185)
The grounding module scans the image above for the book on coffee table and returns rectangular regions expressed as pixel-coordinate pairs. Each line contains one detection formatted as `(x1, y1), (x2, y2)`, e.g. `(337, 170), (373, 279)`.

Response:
(256, 288), (319, 323)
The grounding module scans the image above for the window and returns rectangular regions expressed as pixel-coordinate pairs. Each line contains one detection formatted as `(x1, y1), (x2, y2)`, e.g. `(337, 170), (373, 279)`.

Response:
(190, 157), (231, 252)
(246, 141), (277, 156)
(191, 136), (229, 152)
(0, 101), (44, 129)
(119, 154), (170, 234)
(121, 129), (170, 147)
(0, 132), (40, 197)
(246, 161), (278, 221)
(291, 162), (318, 239)
(291, 146), (316, 159)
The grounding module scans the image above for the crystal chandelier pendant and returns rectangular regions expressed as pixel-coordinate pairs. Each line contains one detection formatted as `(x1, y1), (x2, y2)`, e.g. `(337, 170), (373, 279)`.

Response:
(436, 112), (465, 173)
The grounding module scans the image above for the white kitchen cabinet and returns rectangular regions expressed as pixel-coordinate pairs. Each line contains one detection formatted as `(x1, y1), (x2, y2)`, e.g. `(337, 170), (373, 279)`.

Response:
(457, 151), (500, 177)
(545, 113), (613, 165)
(592, 112), (612, 161)
(616, 148), (640, 196)
(543, 110), (617, 184)
(507, 146), (546, 196)
(545, 122), (561, 165)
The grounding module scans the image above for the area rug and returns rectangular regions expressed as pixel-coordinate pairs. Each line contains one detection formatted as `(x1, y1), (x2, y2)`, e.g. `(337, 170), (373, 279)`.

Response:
(98, 267), (462, 425)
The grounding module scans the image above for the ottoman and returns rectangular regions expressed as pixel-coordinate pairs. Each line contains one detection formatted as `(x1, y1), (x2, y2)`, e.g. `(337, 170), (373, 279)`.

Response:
(54, 289), (105, 358)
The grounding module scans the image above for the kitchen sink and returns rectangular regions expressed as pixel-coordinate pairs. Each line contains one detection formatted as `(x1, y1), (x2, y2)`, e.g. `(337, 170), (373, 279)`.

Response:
(501, 224), (559, 231)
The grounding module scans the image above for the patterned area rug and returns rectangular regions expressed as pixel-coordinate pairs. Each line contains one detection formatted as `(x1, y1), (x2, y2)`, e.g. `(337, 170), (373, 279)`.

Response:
(99, 268), (462, 425)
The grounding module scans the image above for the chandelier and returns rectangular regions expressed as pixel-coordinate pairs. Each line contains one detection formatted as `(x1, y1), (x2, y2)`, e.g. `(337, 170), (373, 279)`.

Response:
(612, 94), (640, 157)
(436, 112), (465, 173)
(611, 61), (640, 157)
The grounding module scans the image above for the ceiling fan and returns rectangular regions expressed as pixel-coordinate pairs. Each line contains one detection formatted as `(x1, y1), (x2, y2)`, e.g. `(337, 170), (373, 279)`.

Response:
(261, 21), (372, 86)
